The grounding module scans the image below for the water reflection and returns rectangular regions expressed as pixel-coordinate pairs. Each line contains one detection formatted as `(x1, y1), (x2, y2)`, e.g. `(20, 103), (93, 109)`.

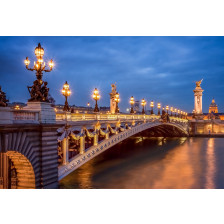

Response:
(205, 138), (216, 189)
(59, 137), (224, 189)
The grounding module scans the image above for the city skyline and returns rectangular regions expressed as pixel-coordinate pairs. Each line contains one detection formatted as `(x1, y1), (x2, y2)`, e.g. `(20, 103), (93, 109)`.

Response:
(1, 36), (224, 112)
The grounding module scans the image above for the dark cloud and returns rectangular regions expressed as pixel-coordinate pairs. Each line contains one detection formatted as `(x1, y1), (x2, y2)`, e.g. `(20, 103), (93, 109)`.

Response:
(0, 36), (224, 113)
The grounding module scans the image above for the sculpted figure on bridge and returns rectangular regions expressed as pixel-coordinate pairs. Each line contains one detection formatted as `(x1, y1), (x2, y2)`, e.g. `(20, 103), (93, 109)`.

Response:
(161, 110), (170, 123)
(195, 79), (203, 88)
(0, 86), (9, 107)
(27, 80), (50, 102)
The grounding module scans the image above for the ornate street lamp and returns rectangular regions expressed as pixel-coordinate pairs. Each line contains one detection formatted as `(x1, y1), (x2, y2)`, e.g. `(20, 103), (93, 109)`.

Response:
(162, 107), (165, 113)
(157, 103), (161, 115)
(92, 88), (100, 112)
(114, 92), (120, 113)
(174, 108), (177, 117)
(130, 96), (135, 114)
(61, 81), (71, 111)
(166, 105), (169, 114)
(170, 107), (173, 116)
(177, 109), (180, 118)
(150, 100), (154, 115)
(24, 43), (54, 102)
(87, 102), (90, 107)
(181, 110), (183, 118)
(141, 99), (146, 114)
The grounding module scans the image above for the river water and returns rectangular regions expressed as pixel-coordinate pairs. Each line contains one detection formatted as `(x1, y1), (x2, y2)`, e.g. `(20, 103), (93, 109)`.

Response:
(59, 137), (224, 189)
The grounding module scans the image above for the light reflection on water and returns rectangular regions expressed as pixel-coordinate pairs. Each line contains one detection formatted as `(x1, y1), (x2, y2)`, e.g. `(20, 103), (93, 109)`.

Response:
(59, 137), (224, 189)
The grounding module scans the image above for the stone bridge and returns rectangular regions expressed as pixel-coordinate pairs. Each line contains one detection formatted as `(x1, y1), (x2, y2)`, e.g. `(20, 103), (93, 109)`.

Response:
(0, 106), (188, 189)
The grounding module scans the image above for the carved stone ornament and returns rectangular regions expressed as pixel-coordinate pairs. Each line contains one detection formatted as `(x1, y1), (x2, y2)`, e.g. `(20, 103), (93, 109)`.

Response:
(0, 86), (9, 107)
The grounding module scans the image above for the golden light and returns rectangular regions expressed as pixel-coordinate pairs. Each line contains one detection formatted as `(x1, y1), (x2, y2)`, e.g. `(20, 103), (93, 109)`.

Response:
(150, 100), (154, 108)
(38, 58), (43, 64)
(174, 108), (177, 113)
(130, 96), (135, 105)
(92, 88), (100, 100)
(87, 102), (90, 107)
(170, 107), (173, 112)
(141, 98), (146, 106)
(181, 110), (183, 114)
(35, 43), (44, 58)
(114, 92), (120, 102)
(157, 103), (161, 109)
(24, 57), (30, 66)
(166, 105), (169, 111)
(178, 109), (180, 114)
(49, 59), (54, 68)
(62, 81), (71, 97)
(14, 105), (20, 110)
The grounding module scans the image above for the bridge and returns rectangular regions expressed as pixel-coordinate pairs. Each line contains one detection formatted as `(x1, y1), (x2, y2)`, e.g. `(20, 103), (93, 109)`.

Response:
(0, 107), (188, 189)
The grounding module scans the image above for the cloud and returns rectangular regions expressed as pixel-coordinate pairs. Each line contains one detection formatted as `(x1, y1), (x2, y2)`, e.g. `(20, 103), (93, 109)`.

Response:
(0, 36), (224, 112)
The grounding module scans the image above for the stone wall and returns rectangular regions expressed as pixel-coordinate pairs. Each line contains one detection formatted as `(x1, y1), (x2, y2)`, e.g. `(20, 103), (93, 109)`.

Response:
(0, 124), (59, 189)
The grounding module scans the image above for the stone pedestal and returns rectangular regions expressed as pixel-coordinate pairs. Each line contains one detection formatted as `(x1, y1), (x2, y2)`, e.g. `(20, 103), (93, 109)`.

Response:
(24, 102), (56, 124)
(0, 107), (13, 124)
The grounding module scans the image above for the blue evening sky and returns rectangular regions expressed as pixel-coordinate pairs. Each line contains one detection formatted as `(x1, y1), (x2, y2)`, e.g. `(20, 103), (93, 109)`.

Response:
(0, 36), (224, 113)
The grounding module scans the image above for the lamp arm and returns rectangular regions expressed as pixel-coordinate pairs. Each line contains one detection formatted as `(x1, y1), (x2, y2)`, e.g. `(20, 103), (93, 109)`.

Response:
(26, 66), (35, 71)
(43, 68), (52, 72)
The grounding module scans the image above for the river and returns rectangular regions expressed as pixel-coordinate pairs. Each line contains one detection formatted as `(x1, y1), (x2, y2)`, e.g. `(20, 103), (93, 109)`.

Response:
(59, 137), (224, 189)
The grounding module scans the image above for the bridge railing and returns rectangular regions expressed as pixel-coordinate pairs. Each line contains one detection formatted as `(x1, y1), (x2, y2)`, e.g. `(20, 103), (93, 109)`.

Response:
(56, 112), (166, 122)
(56, 111), (188, 123)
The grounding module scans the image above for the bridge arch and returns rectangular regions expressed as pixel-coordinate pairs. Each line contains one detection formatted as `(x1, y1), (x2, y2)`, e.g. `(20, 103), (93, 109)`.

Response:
(6, 151), (35, 189)
(59, 121), (189, 180)
(135, 123), (188, 137)
(0, 130), (42, 189)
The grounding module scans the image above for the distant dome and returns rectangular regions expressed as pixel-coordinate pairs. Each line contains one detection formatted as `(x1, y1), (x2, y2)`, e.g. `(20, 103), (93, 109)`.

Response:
(209, 98), (218, 113)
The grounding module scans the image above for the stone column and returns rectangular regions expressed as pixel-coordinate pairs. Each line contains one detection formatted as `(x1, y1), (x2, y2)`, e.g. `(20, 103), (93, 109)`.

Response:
(94, 134), (98, 146)
(193, 82), (204, 115)
(109, 83), (117, 114)
(62, 137), (69, 165)
(79, 136), (85, 154)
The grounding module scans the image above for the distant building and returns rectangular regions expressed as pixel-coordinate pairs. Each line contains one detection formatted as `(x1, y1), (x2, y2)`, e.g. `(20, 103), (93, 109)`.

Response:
(209, 98), (218, 113)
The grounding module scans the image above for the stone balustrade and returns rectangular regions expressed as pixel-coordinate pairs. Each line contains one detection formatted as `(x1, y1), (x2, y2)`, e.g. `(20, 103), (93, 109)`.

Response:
(56, 111), (188, 123)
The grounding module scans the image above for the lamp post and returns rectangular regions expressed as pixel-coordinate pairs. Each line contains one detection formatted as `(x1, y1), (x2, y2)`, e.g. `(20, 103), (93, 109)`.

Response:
(141, 99), (146, 114)
(92, 88), (100, 112)
(114, 92), (120, 113)
(174, 108), (177, 117)
(177, 109), (180, 118)
(130, 96), (135, 114)
(24, 43), (54, 102)
(166, 105), (169, 114)
(157, 103), (161, 115)
(150, 100), (154, 115)
(181, 110), (183, 119)
(62, 81), (71, 112)
(170, 107), (173, 116)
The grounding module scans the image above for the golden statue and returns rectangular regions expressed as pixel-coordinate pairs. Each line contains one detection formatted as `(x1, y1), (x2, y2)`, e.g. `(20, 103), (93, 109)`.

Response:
(111, 83), (117, 95)
(195, 79), (203, 88)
